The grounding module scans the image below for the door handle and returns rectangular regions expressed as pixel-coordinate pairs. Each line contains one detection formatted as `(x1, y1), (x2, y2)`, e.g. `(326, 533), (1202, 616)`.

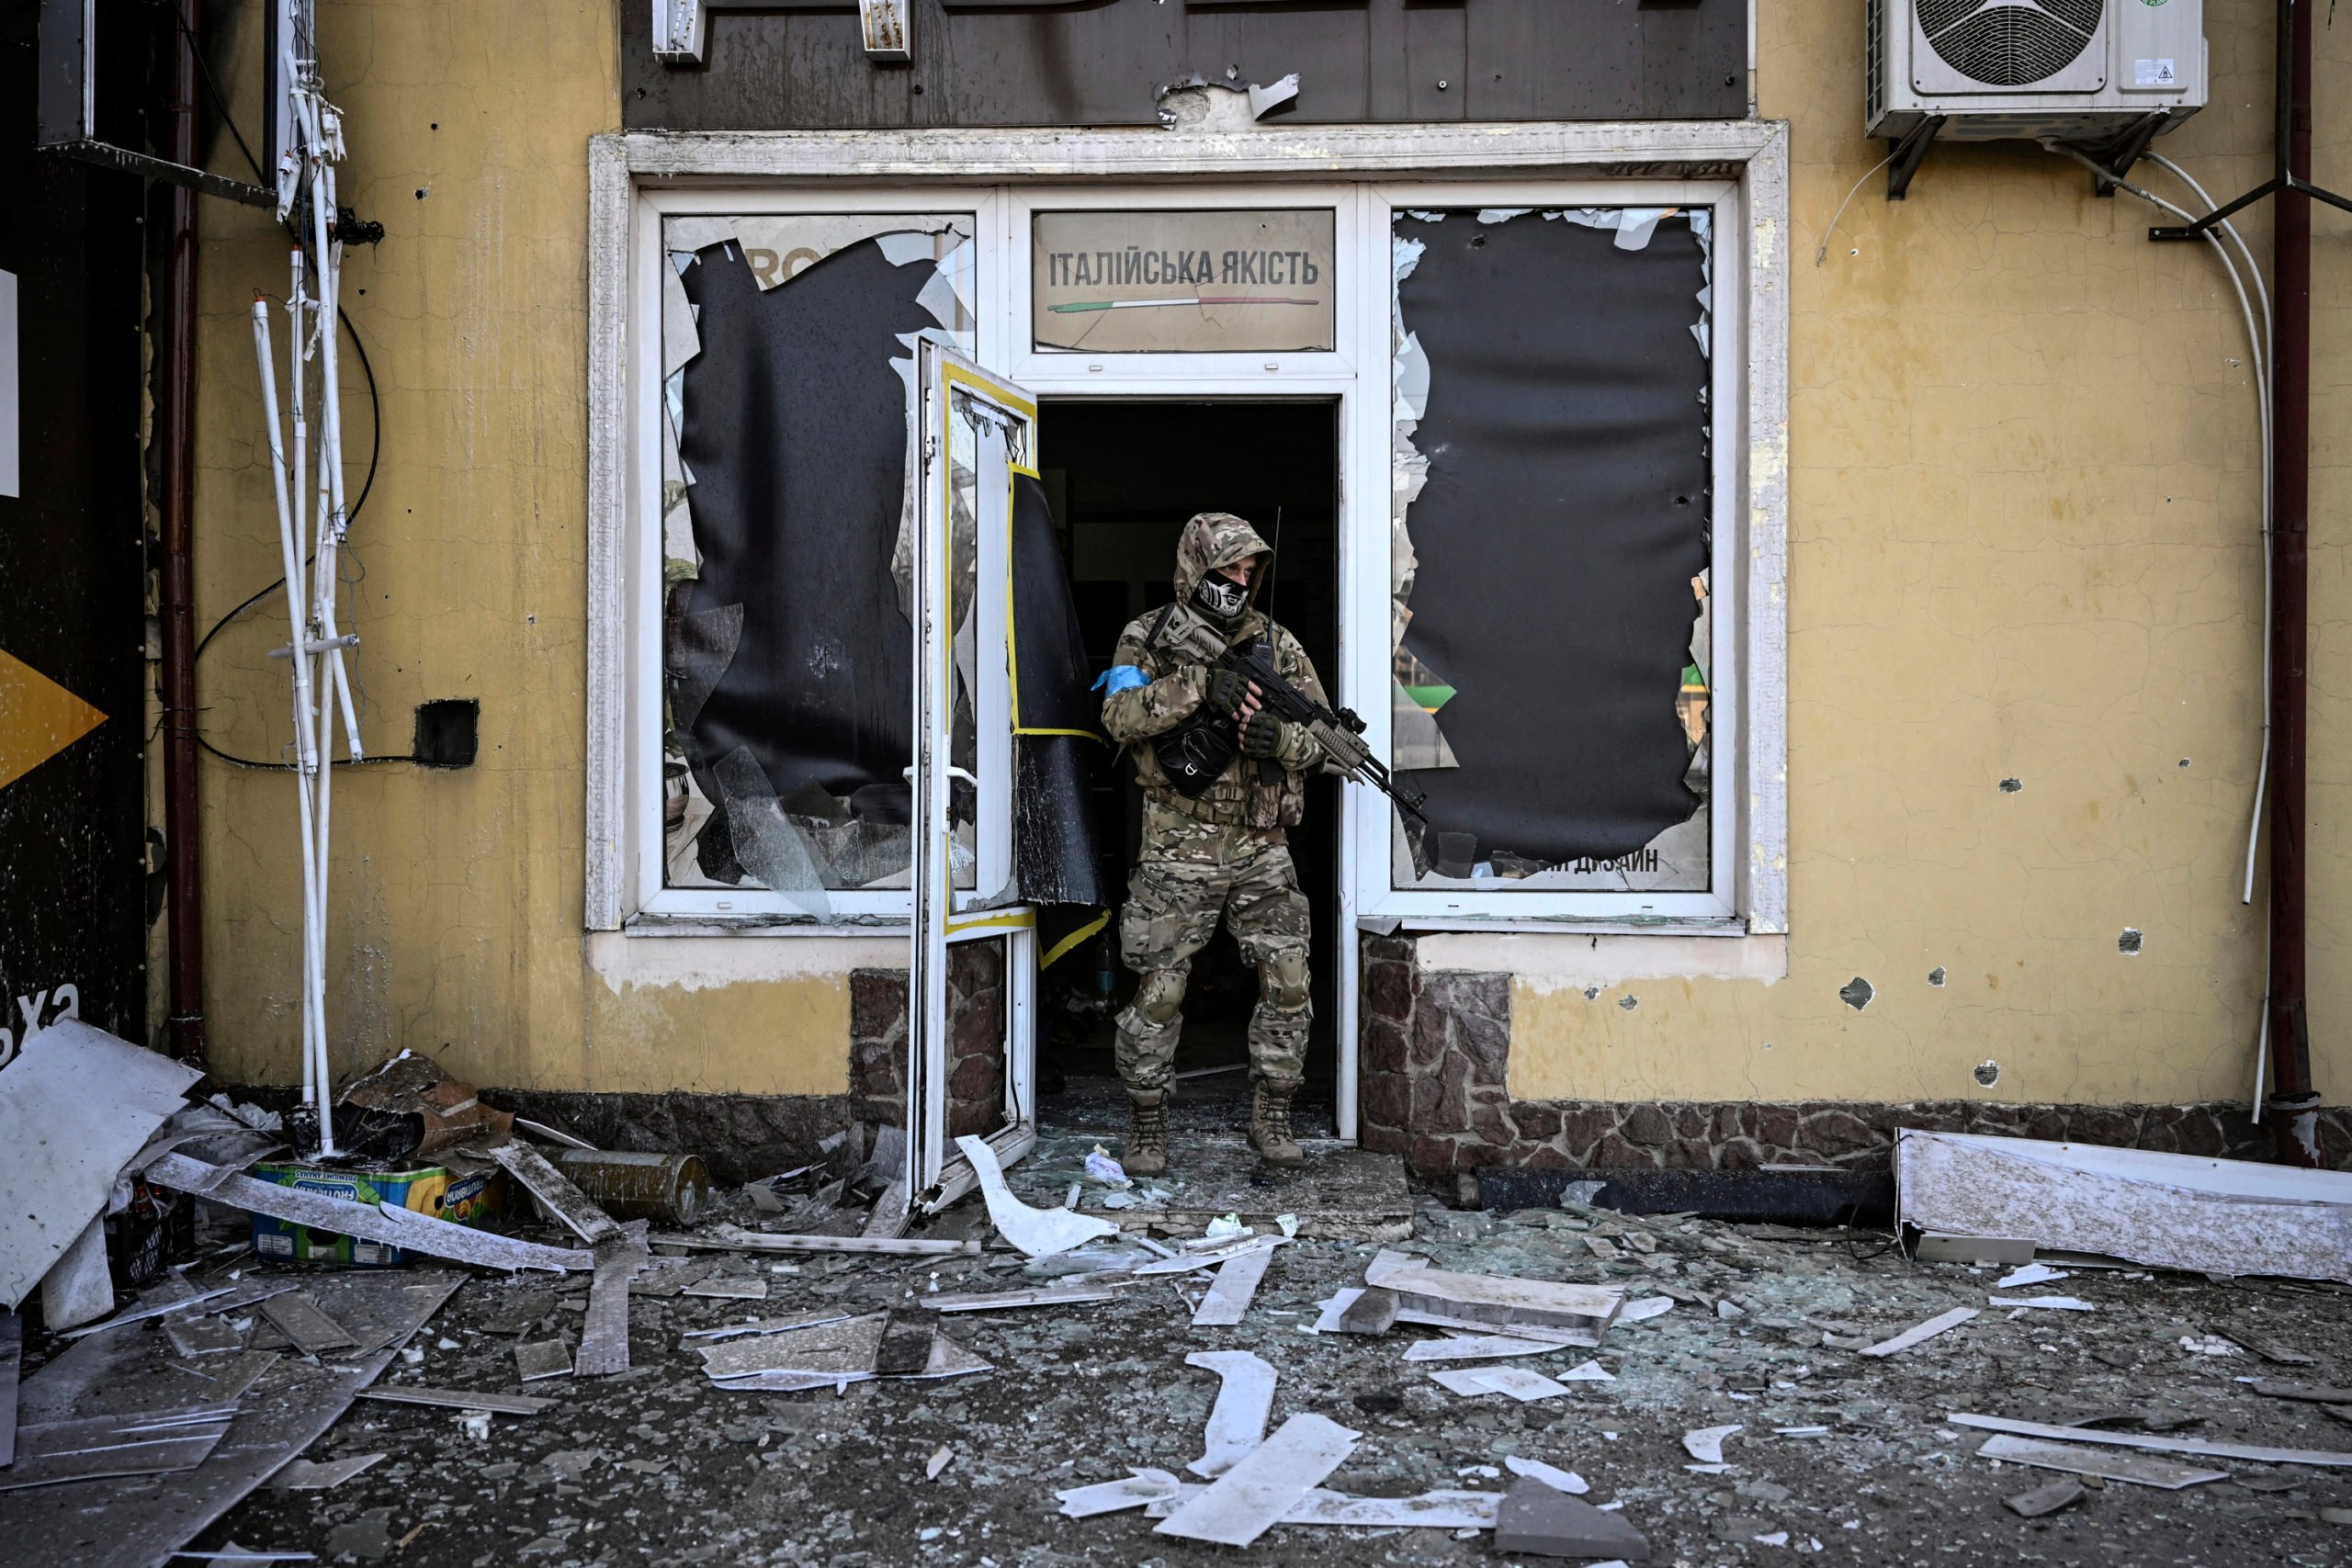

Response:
(903, 765), (980, 786)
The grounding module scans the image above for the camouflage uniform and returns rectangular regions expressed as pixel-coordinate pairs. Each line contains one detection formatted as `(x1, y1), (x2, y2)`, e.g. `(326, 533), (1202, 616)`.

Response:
(1100, 513), (1330, 1095)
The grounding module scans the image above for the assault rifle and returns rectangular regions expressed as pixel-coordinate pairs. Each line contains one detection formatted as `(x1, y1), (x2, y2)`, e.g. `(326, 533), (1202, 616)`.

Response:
(1154, 614), (1430, 826)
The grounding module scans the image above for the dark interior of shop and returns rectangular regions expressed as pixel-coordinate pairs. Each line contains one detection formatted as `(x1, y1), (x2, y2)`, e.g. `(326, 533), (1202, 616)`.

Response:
(1035, 400), (1341, 1122)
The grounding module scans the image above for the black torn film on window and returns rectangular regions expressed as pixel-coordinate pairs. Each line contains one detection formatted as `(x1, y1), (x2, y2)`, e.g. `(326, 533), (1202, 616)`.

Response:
(1390, 209), (1713, 887)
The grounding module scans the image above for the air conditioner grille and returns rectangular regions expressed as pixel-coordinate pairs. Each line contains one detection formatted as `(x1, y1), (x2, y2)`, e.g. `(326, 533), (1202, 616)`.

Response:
(1917, 0), (2102, 87)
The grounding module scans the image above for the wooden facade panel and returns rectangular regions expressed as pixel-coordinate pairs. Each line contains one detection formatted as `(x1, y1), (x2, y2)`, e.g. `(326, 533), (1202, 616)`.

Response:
(624, 0), (1743, 130)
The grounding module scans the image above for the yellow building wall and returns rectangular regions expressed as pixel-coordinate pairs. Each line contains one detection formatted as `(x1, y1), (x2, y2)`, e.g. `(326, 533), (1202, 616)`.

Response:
(1508, 0), (2350, 1108)
(183, 0), (2346, 1111)
(187, 0), (850, 1097)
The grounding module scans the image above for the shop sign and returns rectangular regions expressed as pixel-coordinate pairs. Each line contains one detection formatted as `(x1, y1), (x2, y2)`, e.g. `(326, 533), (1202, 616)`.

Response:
(1031, 209), (1336, 353)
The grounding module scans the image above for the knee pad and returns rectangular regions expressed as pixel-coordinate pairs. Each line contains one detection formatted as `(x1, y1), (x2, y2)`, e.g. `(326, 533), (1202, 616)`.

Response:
(1136, 969), (1189, 1027)
(1261, 953), (1310, 1011)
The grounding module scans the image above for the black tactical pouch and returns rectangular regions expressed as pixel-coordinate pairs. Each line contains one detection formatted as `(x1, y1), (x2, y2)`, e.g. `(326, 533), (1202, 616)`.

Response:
(1152, 711), (1238, 797)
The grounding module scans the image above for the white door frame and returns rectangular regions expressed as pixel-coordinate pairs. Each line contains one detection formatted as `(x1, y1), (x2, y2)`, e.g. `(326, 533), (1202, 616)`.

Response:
(584, 121), (1792, 1155)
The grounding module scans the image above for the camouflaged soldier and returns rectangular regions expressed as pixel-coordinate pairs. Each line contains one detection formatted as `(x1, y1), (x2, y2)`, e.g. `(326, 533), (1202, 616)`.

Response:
(1097, 512), (1330, 1175)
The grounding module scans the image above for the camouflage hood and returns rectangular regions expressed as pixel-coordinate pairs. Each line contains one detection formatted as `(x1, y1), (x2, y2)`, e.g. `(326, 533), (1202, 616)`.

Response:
(1172, 512), (1273, 616)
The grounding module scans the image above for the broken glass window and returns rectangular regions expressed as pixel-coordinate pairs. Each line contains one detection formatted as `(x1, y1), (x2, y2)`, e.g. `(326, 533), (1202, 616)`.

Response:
(1390, 207), (1714, 893)
(661, 215), (976, 897)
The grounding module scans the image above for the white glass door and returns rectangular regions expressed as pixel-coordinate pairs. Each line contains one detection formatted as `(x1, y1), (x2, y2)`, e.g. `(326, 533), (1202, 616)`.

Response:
(903, 342), (1042, 1214)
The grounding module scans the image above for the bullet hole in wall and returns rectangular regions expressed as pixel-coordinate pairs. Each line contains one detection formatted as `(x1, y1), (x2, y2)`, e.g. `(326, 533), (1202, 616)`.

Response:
(2179, 758), (2191, 768)
(1973, 1060), (1999, 1087)
(1838, 976), (1873, 1011)
(2119, 928), (2143, 955)
(1928, 966), (1946, 987)
(1583, 987), (1600, 1000)
(1618, 995), (1638, 1010)
(1998, 778), (2022, 794)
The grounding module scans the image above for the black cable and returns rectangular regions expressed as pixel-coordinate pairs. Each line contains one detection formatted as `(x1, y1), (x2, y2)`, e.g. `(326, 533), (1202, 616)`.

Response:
(157, 0), (267, 186)
(192, 307), (385, 767)
(154, 4), (403, 771)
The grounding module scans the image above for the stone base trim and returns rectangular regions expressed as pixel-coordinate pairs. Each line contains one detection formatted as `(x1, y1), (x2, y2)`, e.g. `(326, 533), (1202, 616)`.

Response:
(1358, 933), (2352, 1175)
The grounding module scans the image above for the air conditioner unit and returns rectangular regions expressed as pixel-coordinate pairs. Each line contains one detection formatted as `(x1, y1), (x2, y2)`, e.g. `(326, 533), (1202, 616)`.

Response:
(1867, 0), (2207, 143)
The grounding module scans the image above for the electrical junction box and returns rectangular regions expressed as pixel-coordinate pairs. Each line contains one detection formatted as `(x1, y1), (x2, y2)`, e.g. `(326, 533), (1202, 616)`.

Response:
(1868, 0), (2207, 142)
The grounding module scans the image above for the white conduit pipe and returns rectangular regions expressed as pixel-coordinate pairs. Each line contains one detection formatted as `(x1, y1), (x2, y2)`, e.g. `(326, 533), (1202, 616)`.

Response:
(2041, 141), (2278, 1117)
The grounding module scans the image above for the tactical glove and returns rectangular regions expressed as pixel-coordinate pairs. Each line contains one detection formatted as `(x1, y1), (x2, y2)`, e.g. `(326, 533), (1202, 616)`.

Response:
(1203, 666), (1251, 716)
(1240, 709), (1285, 760)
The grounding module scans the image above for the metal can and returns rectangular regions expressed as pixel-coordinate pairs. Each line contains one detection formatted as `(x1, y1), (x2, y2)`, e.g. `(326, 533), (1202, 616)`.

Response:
(547, 1149), (713, 1227)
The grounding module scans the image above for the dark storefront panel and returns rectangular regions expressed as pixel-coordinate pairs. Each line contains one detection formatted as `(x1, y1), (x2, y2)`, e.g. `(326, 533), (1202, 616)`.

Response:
(0, 1), (149, 1055)
(626, 0), (1744, 131)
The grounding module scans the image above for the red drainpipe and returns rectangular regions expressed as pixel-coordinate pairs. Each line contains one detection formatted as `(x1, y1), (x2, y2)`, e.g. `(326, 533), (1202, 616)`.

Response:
(2266, 0), (2316, 1163)
(160, 0), (207, 1067)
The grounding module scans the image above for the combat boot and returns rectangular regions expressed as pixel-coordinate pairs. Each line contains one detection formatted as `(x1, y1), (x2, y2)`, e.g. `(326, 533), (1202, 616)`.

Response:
(1248, 1077), (1306, 1168)
(1125, 1089), (1170, 1178)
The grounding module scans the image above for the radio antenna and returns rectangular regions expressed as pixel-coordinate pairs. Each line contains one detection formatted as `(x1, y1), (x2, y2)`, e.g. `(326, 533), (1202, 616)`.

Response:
(1265, 505), (1283, 626)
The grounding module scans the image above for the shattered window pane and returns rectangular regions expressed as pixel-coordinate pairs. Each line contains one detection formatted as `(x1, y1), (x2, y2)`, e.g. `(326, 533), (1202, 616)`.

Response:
(1390, 207), (1714, 893)
(661, 215), (977, 897)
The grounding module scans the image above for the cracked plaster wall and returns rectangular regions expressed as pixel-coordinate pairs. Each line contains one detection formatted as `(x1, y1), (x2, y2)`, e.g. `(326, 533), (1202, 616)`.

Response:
(172, 0), (2352, 1113)
(1502, 0), (2352, 1110)
(177, 0), (856, 1099)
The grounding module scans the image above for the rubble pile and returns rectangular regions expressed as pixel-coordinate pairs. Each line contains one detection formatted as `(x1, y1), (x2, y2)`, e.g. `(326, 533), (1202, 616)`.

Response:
(3, 1027), (2351, 1564)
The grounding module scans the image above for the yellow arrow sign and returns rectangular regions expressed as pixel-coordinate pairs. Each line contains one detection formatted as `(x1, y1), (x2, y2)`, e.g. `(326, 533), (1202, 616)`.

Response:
(0, 647), (107, 791)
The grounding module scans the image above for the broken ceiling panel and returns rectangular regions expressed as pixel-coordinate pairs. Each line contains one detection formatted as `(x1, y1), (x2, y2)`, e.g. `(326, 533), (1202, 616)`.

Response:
(1387, 208), (1713, 890)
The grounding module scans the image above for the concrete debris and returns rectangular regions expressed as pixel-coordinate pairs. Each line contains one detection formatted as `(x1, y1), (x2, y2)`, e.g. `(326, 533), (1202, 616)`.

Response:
(1896, 1128), (2352, 1285)
(146, 1155), (593, 1273)
(1154, 1411), (1360, 1547)
(1505, 1453), (1590, 1494)
(1950, 1412), (2352, 1468)
(2002, 1476), (2088, 1517)
(334, 1050), (516, 1163)
(1334, 1284), (1400, 1335)
(1057, 1468), (1185, 1517)
(268, 1453), (387, 1491)
(1683, 1424), (1742, 1463)
(1988, 1294), (2096, 1311)
(956, 1134), (1117, 1258)
(1996, 1261), (2070, 1289)
(1493, 1476), (1652, 1560)
(1146, 1483), (1500, 1529)
(925, 1281), (1122, 1312)
(1403, 1330), (1577, 1362)
(512, 1338), (573, 1382)
(1914, 1233), (2036, 1265)
(1974, 1433), (2230, 1489)
(1184, 1349), (1276, 1478)
(353, 1386), (553, 1415)
(1859, 1305), (1979, 1357)
(649, 1224), (976, 1257)
(1191, 1242), (1278, 1326)
(2251, 1381), (2352, 1404)
(0, 1019), (204, 1313)
(1430, 1364), (1575, 1402)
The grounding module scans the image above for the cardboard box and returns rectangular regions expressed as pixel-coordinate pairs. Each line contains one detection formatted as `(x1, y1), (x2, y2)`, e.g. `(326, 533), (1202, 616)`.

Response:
(249, 1161), (505, 1267)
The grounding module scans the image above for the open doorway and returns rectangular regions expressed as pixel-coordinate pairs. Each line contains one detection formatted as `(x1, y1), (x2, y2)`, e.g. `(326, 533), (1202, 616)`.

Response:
(1036, 400), (1341, 1138)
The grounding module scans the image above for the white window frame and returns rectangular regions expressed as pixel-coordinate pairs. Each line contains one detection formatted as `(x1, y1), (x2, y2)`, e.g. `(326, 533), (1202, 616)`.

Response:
(585, 123), (1788, 946)
(620, 186), (1011, 925)
(1355, 176), (1744, 927)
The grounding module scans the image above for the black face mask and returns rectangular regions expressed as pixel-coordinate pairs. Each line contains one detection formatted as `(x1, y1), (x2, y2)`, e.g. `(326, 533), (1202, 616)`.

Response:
(1192, 571), (1250, 621)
